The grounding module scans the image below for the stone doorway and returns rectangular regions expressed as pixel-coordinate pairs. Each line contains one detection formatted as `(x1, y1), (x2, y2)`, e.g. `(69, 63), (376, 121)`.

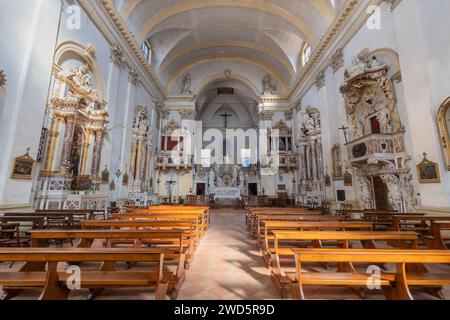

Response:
(372, 176), (389, 211)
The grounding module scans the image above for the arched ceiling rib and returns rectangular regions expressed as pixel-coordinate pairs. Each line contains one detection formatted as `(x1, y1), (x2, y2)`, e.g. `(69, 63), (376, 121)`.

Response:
(117, 0), (342, 97)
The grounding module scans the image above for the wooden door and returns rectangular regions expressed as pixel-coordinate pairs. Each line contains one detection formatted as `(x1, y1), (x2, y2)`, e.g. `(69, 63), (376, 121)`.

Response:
(372, 176), (389, 210)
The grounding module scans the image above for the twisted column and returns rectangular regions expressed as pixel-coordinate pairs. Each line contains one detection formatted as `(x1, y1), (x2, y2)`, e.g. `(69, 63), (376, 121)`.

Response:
(59, 118), (75, 172)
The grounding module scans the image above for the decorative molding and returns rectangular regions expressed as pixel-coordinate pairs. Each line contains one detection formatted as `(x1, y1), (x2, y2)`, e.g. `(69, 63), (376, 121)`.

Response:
(330, 48), (344, 73)
(315, 70), (325, 90)
(258, 110), (274, 122)
(384, 0), (402, 11)
(180, 109), (196, 120)
(79, 0), (165, 101)
(110, 43), (126, 66)
(128, 69), (139, 84)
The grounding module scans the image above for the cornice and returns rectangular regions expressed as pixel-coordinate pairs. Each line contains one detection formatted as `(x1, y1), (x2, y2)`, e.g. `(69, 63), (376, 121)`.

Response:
(77, 0), (166, 102)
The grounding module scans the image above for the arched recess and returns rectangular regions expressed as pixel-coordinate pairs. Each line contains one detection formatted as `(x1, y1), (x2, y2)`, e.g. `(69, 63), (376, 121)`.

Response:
(369, 48), (401, 80)
(438, 97), (450, 170)
(195, 74), (261, 98)
(166, 56), (288, 95)
(54, 41), (106, 100)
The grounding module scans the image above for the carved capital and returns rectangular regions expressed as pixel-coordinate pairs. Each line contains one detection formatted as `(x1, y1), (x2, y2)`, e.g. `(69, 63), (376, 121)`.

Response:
(315, 70), (325, 90)
(128, 69), (139, 84)
(110, 43), (126, 66)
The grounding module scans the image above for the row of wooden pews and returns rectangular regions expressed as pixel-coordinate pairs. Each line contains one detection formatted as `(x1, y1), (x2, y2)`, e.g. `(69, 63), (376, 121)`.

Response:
(247, 206), (450, 300)
(0, 206), (209, 300)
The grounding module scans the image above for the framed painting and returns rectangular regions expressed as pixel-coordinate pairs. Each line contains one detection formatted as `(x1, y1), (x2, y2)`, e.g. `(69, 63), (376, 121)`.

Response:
(416, 153), (441, 183)
(10, 149), (35, 180)
(343, 171), (353, 186)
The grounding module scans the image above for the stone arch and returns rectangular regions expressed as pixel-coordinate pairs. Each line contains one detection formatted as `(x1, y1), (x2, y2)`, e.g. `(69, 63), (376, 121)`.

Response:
(54, 41), (106, 100)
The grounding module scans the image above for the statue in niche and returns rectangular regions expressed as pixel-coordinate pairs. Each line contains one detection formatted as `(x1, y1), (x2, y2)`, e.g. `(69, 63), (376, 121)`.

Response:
(133, 107), (149, 133)
(239, 170), (246, 192)
(209, 168), (216, 188)
(181, 73), (192, 94)
(262, 75), (277, 95)
(232, 165), (239, 187)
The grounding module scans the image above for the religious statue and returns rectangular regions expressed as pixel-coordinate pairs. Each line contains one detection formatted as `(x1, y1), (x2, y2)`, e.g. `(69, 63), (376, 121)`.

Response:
(209, 168), (216, 188)
(262, 74), (277, 95)
(239, 170), (246, 195)
(358, 177), (373, 209)
(181, 73), (192, 94)
(70, 64), (93, 92)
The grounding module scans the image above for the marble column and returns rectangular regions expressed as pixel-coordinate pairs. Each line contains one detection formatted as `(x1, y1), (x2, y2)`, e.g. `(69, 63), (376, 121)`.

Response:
(91, 130), (104, 178)
(129, 141), (137, 180)
(317, 138), (324, 179)
(135, 139), (143, 181)
(44, 117), (61, 171)
(311, 139), (318, 181)
(59, 118), (75, 172)
(300, 143), (307, 180)
(80, 129), (92, 175)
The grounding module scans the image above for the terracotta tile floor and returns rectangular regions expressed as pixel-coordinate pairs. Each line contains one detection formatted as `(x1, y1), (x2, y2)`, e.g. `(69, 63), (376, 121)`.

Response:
(1, 210), (449, 300)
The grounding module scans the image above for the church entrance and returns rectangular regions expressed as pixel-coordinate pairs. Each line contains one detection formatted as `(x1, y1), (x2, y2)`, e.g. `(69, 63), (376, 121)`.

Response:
(372, 176), (389, 210)
(248, 183), (258, 196)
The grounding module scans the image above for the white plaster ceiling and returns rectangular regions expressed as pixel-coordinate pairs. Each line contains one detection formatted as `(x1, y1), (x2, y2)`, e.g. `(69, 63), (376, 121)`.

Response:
(115, 0), (343, 96)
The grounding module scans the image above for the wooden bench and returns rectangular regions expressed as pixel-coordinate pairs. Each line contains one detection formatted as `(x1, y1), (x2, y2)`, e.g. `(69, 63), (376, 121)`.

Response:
(0, 248), (172, 300)
(28, 229), (188, 299)
(290, 248), (450, 300)
(132, 207), (210, 232)
(363, 212), (426, 230)
(252, 214), (347, 238)
(426, 222), (450, 250)
(391, 216), (450, 244)
(259, 221), (374, 265)
(112, 213), (204, 239)
(270, 230), (420, 297)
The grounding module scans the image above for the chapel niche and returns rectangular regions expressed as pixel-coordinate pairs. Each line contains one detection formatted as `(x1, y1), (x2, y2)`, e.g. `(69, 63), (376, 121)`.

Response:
(297, 108), (325, 204)
(339, 49), (416, 212)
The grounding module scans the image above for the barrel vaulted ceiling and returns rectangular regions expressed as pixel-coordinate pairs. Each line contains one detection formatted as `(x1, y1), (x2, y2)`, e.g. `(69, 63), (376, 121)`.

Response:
(113, 0), (344, 96)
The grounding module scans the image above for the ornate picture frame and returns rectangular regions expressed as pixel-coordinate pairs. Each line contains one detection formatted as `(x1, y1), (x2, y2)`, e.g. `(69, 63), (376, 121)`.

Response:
(332, 144), (344, 180)
(11, 148), (36, 180)
(343, 171), (353, 186)
(416, 153), (441, 184)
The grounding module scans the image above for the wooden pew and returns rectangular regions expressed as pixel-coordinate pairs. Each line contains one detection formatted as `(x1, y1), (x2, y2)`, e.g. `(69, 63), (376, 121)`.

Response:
(363, 211), (426, 230)
(247, 210), (323, 234)
(426, 222), (450, 250)
(0, 248), (172, 300)
(290, 248), (450, 300)
(132, 206), (210, 232)
(270, 230), (419, 297)
(112, 213), (204, 239)
(28, 229), (187, 299)
(0, 217), (45, 246)
(259, 221), (374, 265)
(391, 216), (450, 245)
(252, 214), (347, 238)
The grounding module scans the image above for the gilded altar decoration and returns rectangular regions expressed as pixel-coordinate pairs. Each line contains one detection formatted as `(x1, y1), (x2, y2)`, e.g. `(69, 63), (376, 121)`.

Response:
(417, 153), (441, 184)
(437, 97), (450, 170)
(0, 69), (6, 88)
(11, 148), (36, 180)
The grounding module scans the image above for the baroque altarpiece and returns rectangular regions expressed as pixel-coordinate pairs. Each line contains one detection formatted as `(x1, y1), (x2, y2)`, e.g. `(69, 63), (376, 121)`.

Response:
(35, 64), (109, 210)
(340, 50), (417, 211)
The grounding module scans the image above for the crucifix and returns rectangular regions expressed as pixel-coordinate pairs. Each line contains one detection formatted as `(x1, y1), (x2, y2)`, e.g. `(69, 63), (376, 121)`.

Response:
(220, 112), (232, 129)
(220, 112), (232, 158)
(166, 177), (177, 204)
(338, 125), (350, 144)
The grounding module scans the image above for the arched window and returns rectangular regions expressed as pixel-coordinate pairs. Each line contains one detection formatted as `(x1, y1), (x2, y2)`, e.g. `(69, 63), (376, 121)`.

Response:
(302, 43), (312, 66)
(142, 41), (151, 63)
